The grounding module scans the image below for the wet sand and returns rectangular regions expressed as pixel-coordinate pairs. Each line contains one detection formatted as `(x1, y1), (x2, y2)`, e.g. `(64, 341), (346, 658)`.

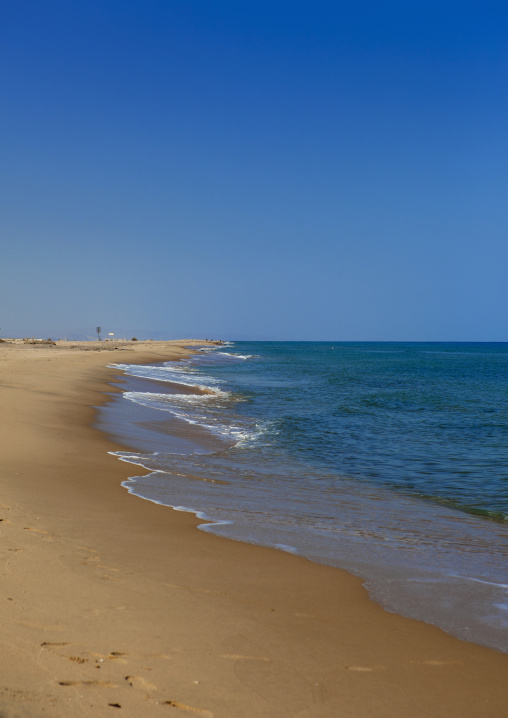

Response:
(0, 339), (507, 717)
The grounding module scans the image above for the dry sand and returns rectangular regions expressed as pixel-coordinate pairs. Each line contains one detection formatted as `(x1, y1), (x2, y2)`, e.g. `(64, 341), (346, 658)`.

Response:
(0, 339), (506, 718)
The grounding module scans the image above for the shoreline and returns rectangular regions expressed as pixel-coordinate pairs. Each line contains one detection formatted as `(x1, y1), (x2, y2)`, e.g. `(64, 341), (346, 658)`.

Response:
(104, 345), (508, 655)
(0, 340), (507, 717)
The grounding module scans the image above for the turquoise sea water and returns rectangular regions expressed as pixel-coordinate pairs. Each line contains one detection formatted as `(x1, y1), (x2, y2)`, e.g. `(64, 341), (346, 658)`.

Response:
(98, 342), (508, 652)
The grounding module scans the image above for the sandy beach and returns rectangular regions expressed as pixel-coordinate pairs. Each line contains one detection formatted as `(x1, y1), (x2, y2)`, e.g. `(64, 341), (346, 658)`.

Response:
(0, 340), (507, 718)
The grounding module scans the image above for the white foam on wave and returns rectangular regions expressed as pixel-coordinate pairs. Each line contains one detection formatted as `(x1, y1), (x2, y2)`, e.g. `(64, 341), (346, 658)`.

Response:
(123, 389), (229, 406)
(110, 362), (222, 391)
(273, 543), (300, 555)
(167, 408), (252, 442)
(118, 464), (234, 531)
(449, 575), (508, 590)
(110, 352), (268, 449)
(109, 451), (167, 474)
(213, 352), (258, 360)
(121, 389), (254, 444)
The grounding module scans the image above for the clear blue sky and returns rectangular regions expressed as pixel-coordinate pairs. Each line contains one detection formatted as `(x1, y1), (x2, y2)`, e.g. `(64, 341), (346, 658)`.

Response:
(1, 1), (507, 340)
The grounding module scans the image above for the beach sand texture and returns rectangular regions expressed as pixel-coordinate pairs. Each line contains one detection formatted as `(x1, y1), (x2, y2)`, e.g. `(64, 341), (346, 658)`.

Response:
(0, 339), (506, 718)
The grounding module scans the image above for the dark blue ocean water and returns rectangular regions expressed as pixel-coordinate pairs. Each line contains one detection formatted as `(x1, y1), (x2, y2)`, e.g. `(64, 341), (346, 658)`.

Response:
(181, 341), (508, 519)
(98, 342), (508, 652)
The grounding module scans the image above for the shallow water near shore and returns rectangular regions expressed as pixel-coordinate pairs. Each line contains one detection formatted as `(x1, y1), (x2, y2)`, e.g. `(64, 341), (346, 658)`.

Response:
(97, 342), (508, 653)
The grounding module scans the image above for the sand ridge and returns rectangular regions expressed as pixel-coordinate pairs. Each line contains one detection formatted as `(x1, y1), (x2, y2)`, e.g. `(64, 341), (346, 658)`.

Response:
(0, 339), (507, 717)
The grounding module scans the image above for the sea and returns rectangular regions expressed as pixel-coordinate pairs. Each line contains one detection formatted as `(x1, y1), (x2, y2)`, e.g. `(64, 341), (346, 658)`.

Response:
(96, 342), (508, 653)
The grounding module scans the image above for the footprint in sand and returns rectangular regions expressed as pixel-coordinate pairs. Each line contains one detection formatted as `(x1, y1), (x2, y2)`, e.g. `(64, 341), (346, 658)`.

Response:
(162, 701), (213, 717)
(41, 642), (89, 665)
(98, 573), (123, 582)
(88, 651), (129, 664)
(23, 527), (56, 540)
(125, 675), (157, 691)
(81, 556), (124, 581)
(58, 680), (117, 687)
(23, 527), (49, 534)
